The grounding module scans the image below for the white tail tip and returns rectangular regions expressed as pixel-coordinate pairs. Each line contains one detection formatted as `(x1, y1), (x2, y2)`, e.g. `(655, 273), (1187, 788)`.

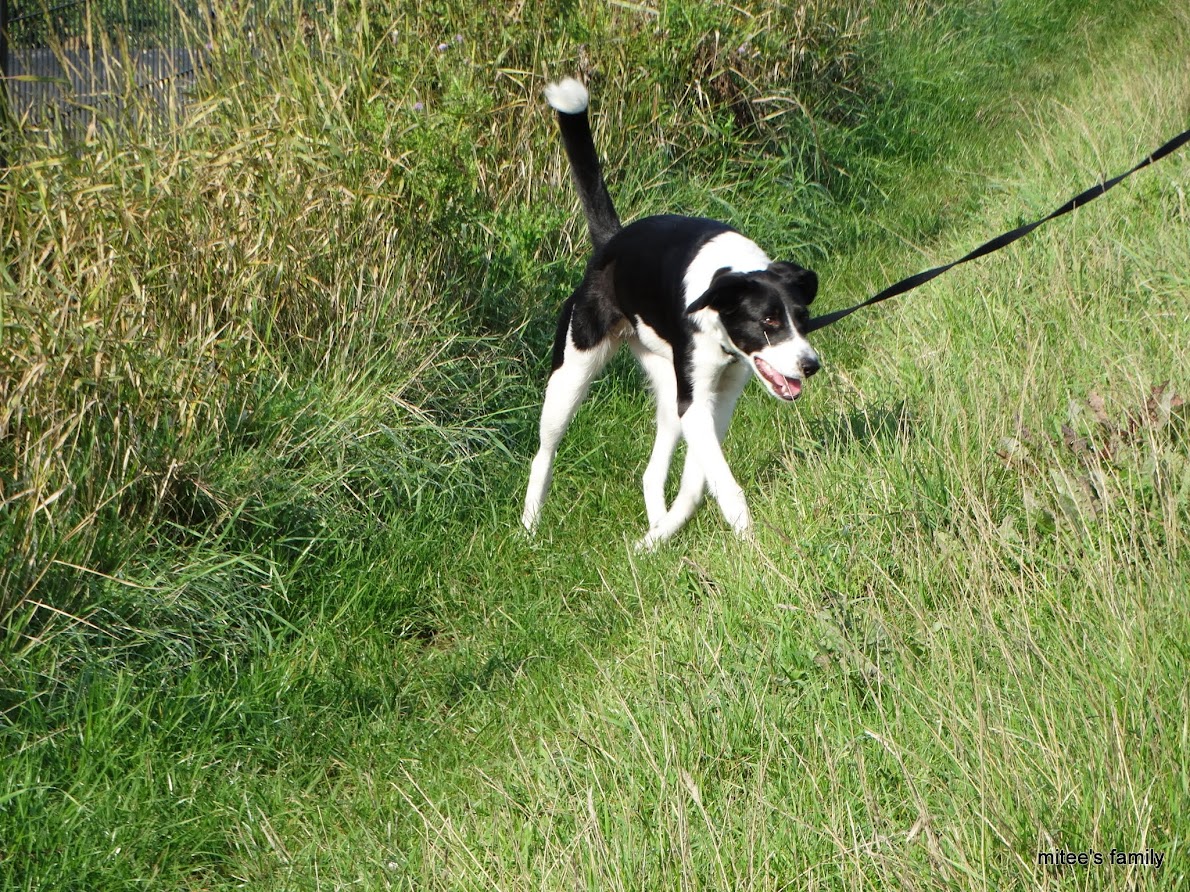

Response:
(544, 78), (589, 115)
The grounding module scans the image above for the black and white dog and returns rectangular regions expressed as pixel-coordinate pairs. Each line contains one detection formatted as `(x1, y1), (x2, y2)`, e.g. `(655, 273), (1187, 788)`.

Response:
(523, 78), (821, 549)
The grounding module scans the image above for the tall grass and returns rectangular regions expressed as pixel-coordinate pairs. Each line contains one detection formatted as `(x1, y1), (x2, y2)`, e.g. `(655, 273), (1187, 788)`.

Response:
(2, 0), (1187, 887)
(0, 0), (860, 618)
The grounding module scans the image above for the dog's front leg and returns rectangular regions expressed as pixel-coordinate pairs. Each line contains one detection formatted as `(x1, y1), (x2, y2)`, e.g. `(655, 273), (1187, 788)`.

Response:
(635, 361), (751, 551)
(681, 405), (751, 534)
(636, 405), (749, 551)
(635, 448), (706, 551)
(630, 342), (682, 528)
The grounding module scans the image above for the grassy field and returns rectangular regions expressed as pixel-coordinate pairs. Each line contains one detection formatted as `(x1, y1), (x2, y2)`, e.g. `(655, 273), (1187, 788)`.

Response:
(1, 0), (1188, 888)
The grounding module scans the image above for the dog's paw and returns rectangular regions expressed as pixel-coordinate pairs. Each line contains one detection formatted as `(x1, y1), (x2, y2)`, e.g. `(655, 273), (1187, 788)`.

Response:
(520, 510), (539, 535)
(722, 501), (752, 537)
(633, 530), (663, 553)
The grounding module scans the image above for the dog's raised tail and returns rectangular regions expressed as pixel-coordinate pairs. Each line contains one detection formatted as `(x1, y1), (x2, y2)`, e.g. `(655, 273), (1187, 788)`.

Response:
(544, 78), (621, 251)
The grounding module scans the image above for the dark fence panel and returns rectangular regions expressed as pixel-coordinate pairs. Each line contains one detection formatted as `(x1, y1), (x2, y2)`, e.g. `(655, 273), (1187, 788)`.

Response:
(1, 0), (210, 125)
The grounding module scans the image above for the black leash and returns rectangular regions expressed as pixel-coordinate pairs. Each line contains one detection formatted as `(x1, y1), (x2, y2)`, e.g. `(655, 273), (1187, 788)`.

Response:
(806, 127), (1190, 333)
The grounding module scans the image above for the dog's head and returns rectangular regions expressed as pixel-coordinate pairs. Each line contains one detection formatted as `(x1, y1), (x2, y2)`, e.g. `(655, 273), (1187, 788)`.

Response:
(688, 262), (821, 401)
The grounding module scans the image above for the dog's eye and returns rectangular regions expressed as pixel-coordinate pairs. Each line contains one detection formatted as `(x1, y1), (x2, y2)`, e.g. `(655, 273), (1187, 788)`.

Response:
(762, 315), (782, 330)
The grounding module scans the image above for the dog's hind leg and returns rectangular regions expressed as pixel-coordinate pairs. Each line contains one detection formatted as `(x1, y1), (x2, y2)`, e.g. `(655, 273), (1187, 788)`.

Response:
(522, 322), (620, 533)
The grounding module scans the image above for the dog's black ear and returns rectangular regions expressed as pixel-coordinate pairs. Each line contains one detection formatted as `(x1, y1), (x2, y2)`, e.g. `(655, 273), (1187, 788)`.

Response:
(768, 261), (818, 306)
(687, 269), (749, 315)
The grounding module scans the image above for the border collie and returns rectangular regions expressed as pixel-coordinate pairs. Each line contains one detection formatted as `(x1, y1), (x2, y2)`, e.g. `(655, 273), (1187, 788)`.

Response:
(522, 78), (820, 549)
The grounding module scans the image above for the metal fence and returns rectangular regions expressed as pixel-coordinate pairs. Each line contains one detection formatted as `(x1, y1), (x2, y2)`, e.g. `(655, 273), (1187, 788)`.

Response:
(1, 0), (209, 125)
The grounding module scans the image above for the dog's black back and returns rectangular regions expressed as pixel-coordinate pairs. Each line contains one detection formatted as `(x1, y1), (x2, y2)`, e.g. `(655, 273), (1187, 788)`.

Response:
(559, 215), (734, 358)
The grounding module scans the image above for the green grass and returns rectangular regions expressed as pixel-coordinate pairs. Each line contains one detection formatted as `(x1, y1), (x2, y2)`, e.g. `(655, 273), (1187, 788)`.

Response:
(2, 0), (1188, 888)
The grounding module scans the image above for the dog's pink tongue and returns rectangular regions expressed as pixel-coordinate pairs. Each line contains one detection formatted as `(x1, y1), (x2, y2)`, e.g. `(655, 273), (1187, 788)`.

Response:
(755, 357), (801, 400)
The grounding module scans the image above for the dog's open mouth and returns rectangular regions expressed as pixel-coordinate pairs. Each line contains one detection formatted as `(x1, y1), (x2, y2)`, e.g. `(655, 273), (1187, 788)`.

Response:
(753, 356), (802, 401)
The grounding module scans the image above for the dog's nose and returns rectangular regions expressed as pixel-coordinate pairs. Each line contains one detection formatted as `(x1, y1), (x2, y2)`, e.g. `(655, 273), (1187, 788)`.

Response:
(802, 355), (820, 378)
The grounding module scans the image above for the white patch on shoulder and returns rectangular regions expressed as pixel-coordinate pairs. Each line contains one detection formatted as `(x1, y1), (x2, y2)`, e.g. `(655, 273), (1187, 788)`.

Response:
(682, 231), (770, 308)
(690, 327), (740, 391)
(544, 78), (589, 114)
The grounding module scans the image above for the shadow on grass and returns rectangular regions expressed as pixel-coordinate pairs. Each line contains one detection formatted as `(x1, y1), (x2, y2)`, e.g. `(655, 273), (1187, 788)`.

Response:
(806, 399), (914, 456)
